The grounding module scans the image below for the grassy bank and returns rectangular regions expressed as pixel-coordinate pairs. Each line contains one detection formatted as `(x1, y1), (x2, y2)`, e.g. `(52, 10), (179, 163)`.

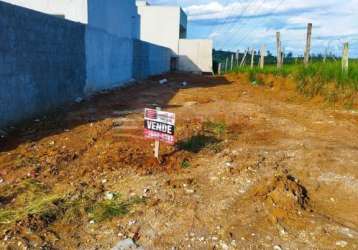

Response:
(227, 60), (358, 107)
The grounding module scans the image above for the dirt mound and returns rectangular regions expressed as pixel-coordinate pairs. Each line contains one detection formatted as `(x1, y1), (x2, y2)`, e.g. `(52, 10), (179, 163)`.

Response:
(253, 174), (311, 222)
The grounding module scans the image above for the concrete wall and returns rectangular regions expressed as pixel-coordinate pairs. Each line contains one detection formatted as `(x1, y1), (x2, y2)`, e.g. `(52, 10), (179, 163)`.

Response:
(1, 0), (139, 39)
(1, 0), (88, 23)
(132, 40), (171, 80)
(88, 0), (139, 39)
(85, 27), (134, 94)
(137, 5), (181, 54)
(178, 39), (213, 73)
(0, 1), (86, 128)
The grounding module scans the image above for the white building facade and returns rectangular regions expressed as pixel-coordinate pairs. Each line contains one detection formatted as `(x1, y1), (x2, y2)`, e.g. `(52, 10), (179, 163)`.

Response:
(136, 0), (213, 73)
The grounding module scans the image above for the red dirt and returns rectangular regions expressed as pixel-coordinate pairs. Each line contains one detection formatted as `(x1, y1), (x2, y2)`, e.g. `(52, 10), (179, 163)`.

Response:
(0, 73), (358, 249)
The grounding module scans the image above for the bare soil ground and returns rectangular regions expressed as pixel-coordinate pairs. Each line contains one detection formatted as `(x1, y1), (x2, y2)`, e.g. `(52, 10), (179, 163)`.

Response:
(0, 73), (358, 250)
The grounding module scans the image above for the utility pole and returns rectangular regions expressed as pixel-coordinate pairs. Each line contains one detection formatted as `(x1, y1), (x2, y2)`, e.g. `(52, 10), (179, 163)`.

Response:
(276, 32), (282, 68)
(259, 45), (266, 69)
(304, 23), (313, 67)
(342, 42), (349, 73)
(250, 49), (255, 68)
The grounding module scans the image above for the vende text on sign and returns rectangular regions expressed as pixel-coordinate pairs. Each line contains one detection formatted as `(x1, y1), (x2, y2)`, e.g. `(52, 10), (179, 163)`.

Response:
(144, 108), (175, 144)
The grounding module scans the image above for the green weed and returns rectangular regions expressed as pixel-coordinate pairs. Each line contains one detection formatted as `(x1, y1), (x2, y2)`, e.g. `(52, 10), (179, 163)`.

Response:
(228, 60), (358, 102)
(177, 135), (220, 153)
(88, 195), (144, 222)
(181, 159), (191, 169)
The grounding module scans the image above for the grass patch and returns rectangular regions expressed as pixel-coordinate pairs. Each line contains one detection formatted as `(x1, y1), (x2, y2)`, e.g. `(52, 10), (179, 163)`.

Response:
(204, 121), (227, 137)
(177, 135), (220, 153)
(0, 180), (145, 229)
(228, 61), (358, 105)
(88, 195), (145, 222)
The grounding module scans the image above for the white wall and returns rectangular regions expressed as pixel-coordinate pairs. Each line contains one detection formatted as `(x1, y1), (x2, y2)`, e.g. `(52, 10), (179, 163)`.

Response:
(1, 0), (88, 23)
(137, 5), (181, 54)
(178, 39), (213, 73)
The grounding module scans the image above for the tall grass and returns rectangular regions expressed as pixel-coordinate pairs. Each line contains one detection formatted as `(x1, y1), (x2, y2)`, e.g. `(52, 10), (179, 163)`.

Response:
(227, 60), (358, 104)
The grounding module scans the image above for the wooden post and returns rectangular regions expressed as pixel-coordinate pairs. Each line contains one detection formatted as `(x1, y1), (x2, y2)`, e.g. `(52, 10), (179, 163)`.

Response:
(323, 47), (328, 63)
(154, 107), (161, 159)
(225, 57), (228, 72)
(281, 47), (285, 66)
(260, 45), (266, 69)
(218, 63), (222, 75)
(304, 23), (313, 67)
(240, 50), (248, 67)
(342, 42), (349, 73)
(250, 49), (255, 68)
(276, 32), (282, 68)
(236, 50), (240, 66)
(231, 54), (234, 70)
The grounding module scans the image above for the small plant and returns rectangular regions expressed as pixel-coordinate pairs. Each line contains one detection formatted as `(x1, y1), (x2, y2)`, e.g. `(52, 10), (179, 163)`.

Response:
(177, 135), (220, 153)
(204, 121), (227, 137)
(181, 159), (191, 169)
(88, 195), (144, 222)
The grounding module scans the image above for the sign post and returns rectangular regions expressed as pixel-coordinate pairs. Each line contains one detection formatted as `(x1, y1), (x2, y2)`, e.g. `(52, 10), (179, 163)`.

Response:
(154, 107), (161, 159)
(144, 107), (176, 160)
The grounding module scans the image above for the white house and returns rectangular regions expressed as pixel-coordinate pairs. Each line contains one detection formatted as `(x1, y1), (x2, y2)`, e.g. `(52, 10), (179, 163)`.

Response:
(136, 0), (187, 54)
(136, 0), (213, 73)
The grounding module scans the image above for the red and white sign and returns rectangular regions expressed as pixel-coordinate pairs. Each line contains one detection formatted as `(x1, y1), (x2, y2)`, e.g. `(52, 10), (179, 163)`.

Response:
(144, 108), (175, 144)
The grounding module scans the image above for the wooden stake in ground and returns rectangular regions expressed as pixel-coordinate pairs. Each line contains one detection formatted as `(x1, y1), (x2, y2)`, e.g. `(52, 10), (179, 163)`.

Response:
(342, 42), (349, 73)
(218, 63), (222, 75)
(240, 50), (248, 67)
(281, 47), (285, 66)
(231, 54), (234, 70)
(276, 32), (282, 68)
(225, 57), (229, 72)
(259, 45), (266, 69)
(250, 49), (255, 68)
(236, 50), (240, 66)
(154, 107), (161, 159)
(304, 23), (313, 67)
(323, 47), (328, 63)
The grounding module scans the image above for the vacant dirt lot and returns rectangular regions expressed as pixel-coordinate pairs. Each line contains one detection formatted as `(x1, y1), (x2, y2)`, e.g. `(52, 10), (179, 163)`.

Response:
(1, 73), (358, 249)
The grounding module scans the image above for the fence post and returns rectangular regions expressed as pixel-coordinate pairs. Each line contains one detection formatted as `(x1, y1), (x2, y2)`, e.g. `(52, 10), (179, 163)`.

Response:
(281, 47), (285, 66)
(342, 42), (349, 73)
(260, 45), (266, 69)
(236, 50), (240, 66)
(218, 63), (222, 75)
(240, 49), (248, 67)
(250, 49), (255, 68)
(276, 32), (282, 68)
(231, 54), (234, 71)
(304, 23), (313, 67)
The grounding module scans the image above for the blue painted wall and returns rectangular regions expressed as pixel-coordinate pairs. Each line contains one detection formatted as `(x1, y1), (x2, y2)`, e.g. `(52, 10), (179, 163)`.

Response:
(0, 1), (171, 128)
(0, 1), (86, 128)
(85, 27), (134, 94)
(132, 40), (171, 80)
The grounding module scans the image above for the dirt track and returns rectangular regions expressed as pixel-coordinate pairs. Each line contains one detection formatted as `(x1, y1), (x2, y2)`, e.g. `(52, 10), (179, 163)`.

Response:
(1, 73), (358, 249)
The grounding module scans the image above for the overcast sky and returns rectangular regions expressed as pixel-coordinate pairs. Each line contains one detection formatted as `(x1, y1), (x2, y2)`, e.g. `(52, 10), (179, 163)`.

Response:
(149, 0), (358, 57)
